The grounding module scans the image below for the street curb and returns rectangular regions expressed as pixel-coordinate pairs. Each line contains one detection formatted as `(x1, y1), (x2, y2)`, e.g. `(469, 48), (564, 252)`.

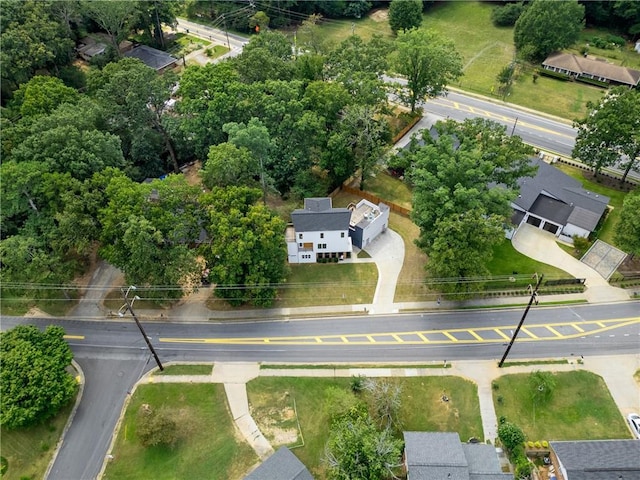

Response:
(44, 359), (85, 480)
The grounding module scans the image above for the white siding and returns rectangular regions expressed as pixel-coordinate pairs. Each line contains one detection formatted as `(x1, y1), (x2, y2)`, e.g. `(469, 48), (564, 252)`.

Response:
(561, 223), (590, 239)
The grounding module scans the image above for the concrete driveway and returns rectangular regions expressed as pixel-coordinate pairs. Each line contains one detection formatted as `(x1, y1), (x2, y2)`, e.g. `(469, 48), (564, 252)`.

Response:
(511, 224), (629, 303)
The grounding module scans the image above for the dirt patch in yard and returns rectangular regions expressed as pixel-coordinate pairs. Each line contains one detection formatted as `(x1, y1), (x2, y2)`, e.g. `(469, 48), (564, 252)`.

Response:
(250, 400), (300, 446)
(369, 9), (389, 22)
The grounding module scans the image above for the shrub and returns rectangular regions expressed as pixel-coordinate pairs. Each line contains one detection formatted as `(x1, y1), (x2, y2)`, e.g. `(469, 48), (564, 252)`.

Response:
(527, 440), (535, 448)
(572, 235), (591, 255)
(498, 421), (526, 453)
(542, 440), (549, 448)
(491, 3), (524, 27)
(534, 441), (542, 449)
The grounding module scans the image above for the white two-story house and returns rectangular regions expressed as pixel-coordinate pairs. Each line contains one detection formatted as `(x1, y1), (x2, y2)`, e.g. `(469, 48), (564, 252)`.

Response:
(286, 198), (353, 263)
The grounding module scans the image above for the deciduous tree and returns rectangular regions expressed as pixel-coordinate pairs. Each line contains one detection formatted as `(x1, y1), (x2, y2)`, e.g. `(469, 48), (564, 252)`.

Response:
(201, 143), (259, 189)
(388, 0), (423, 34)
(325, 413), (403, 480)
(394, 29), (463, 113)
(514, 0), (584, 60)
(573, 87), (640, 183)
(202, 186), (287, 307)
(1, 325), (77, 429)
(614, 191), (640, 258)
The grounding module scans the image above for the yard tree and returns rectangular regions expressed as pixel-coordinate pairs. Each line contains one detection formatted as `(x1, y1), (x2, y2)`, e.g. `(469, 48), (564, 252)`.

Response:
(426, 210), (505, 293)
(325, 413), (403, 480)
(1, 325), (77, 429)
(99, 173), (205, 299)
(325, 34), (392, 106)
(297, 14), (326, 54)
(336, 104), (391, 191)
(614, 190), (640, 258)
(87, 58), (180, 177)
(363, 379), (403, 432)
(9, 75), (79, 118)
(234, 30), (294, 82)
(408, 118), (535, 250)
(201, 143), (259, 190)
(394, 28), (463, 113)
(202, 186), (287, 307)
(81, 0), (137, 54)
(573, 87), (640, 184)
(0, 0), (75, 101)
(388, 0), (423, 34)
(136, 405), (180, 448)
(131, 0), (180, 49)
(514, 0), (585, 60)
(529, 370), (556, 405)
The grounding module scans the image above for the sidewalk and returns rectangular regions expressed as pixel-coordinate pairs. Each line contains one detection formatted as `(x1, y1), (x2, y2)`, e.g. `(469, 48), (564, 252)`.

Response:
(138, 353), (640, 463)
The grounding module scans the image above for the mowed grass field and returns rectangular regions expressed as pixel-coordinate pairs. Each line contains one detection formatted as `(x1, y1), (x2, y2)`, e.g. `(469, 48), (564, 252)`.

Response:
(103, 384), (256, 480)
(313, 2), (611, 119)
(493, 371), (630, 441)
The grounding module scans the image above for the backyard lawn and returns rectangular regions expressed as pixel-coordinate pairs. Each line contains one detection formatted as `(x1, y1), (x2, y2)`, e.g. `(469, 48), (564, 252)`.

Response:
(493, 371), (630, 441)
(247, 375), (482, 479)
(103, 384), (256, 480)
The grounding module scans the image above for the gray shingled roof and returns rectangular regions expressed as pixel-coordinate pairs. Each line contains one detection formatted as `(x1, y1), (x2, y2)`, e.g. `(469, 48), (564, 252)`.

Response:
(529, 195), (573, 225)
(291, 197), (351, 232)
(514, 158), (609, 231)
(244, 447), (313, 480)
(551, 440), (640, 480)
(124, 45), (177, 71)
(404, 432), (468, 468)
(543, 52), (640, 86)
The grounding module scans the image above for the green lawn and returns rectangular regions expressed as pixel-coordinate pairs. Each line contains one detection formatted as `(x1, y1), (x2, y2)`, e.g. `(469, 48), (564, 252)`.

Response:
(363, 170), (412, 210)
(0, 400), (75, 480)
(155, 364), (213, 376)
(103, 384), (256, 480)
(273, 263), (378, 308)
(247, 375), (482, 479)
(487, 239), (571, 279)
(493, 371), (630, 441)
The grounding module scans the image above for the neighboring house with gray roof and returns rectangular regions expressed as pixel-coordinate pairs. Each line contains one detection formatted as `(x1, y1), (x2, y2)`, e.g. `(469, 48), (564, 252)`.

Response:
(510, 158), (609, 243)
(542, 52), (640, 88)
(403, 432), (511, 480)
(244, 447), (313, 480)
(549, 440), (640, 480)
(124, 45), (178, 72)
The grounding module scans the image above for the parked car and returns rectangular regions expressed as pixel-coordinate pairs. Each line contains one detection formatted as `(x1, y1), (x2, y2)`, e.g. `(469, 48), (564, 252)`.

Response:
(628, 413), (640, 439)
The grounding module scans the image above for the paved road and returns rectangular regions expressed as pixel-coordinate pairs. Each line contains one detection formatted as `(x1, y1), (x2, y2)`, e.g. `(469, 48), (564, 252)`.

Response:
(4, 302), (638, 479)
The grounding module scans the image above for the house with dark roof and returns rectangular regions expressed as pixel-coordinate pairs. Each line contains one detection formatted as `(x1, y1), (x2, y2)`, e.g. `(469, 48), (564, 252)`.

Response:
(244, 447), (313, 480)
(403, 432), (512, 480)
(286, 197), (389, 262)
(287, 197), (353, 263)
(510, 158), (609, 242)
(549, 439), (640, 480)
(542, 52), (640, 88)
(124, 45), (178, 72)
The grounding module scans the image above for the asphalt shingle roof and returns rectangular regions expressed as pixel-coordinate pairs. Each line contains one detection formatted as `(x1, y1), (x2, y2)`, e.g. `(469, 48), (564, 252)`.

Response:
(551, 440), (640, 480)
(124, 45), (177, 71)
(244, 447), (314, 480)
(543, 52), (640, 87)
(291, 197), (351, 232)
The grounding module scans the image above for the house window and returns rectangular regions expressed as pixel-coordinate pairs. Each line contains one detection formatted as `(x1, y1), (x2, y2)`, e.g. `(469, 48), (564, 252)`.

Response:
(299, 243), (303, 248)
(341, 232), (345, 238)
(322, 243), (326, 249)
(317, 243), (322, 249)
(320, 233), (324, 239)
(299, 233), (303, 239)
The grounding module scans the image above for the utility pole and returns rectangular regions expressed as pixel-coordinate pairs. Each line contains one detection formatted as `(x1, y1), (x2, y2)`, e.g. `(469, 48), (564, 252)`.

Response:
(498, 273), (544, 368)
(223, 15), (230, 48)
(511, 116), (519, 136)
(119, 286), (164, 371)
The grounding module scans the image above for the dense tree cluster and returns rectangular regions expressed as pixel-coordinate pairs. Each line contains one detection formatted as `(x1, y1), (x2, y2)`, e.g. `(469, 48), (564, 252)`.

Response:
(394, 119), (535, 292)
(1, 325), (77, 429)
(514, 0), (585, 60)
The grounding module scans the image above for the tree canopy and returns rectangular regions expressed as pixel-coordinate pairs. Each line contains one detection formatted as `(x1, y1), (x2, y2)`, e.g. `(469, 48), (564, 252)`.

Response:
(573, 87), (640, 183)
(394, 28), (463, 113)
(388, 0), (423, 34)
(614, 190), (640, 258)
(403, 119), (535, 291)
(514, 0), (585, 60)
(1, 325), (77, 429)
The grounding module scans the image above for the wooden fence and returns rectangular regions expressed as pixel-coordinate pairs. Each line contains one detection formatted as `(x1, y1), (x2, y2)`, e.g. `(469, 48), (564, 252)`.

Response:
(339, 184), (412, 218)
